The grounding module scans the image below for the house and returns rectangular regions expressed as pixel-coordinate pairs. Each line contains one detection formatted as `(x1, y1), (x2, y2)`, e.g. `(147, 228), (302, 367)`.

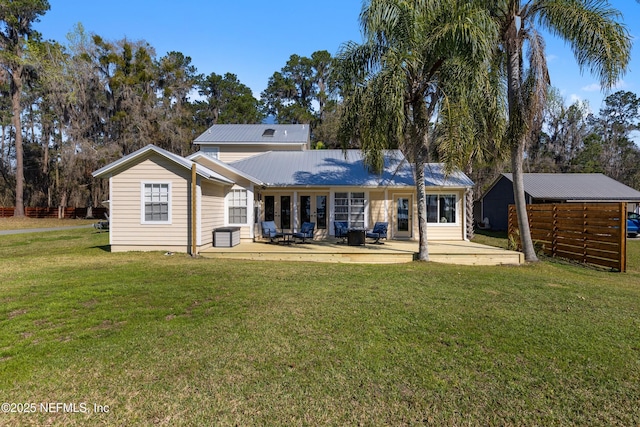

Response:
(194, 123), (311, 162)
(92, 124), (474, 253)
(479, 173), (640, 231)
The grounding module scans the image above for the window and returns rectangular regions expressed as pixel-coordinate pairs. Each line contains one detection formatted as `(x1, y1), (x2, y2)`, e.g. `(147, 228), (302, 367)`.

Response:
(204, 147), (219, 159)
(228, 189), (248, 224)
(264, 195), (275, 221)
(316, 195), (327, 229)
(426, 195), (457, 223)
(262, 128), (275, 137)
(334, 192), (366, 229)
(142, 183), (170, 223)
(301, 196), (311, 224)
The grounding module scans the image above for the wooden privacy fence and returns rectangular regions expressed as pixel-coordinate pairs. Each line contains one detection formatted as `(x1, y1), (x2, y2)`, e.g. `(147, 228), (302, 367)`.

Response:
(508, 203), (627, 272)
(0, 207), (108, 219)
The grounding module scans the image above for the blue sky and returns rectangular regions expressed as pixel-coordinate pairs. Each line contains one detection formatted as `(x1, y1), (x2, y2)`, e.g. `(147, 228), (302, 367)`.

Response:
(35, 0), (639, 114)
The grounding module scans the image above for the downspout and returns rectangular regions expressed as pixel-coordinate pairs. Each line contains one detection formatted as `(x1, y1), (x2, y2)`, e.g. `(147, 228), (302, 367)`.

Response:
(191, 164), (197, 256)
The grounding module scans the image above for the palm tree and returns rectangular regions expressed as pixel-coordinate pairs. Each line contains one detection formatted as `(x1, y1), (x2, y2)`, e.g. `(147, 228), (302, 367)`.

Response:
(334, 0), (496, 261)
(435, 62), (507, 240)
(490, 0), (631, 262)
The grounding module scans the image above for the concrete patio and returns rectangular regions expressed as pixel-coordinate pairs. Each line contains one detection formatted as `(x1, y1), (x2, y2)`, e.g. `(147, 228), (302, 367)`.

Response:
(200, 239), (524, 265)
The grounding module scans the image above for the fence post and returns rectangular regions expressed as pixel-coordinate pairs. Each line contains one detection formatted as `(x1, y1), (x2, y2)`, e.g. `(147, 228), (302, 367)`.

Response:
(582, 203), (588, 264)
(552, 204), (558, 256)
(620, 202), (627, 272)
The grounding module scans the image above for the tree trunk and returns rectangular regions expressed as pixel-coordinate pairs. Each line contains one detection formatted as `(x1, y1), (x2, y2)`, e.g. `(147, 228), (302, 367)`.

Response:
(511, 142), (538, 262)
(11, 65), (25, 217)
(505, 12), (538, 262)
(465, 164), (474, 240)
(415, 158), (430, 261)
(466, 188), (474, 240)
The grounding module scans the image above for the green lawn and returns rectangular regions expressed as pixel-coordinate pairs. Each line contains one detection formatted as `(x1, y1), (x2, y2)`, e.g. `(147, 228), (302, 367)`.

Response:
(1, 229), (639, 426)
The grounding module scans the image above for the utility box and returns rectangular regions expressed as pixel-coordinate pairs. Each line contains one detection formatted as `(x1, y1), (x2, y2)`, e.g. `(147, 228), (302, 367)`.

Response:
(213, 227), (241, 247)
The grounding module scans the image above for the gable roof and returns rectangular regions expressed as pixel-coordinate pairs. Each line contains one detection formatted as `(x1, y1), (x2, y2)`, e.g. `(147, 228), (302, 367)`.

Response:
(187, 151), (264, 186)
(194, 124), (310, 146)
(229, 150), (473, 188)
(501, 173), (640, 201)
(92, 145), (233, 184)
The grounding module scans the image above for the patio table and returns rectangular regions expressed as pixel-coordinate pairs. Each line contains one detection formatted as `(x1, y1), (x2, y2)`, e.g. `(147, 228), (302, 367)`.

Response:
(347, 229), (366, 246)
(278, 232), (295, 245)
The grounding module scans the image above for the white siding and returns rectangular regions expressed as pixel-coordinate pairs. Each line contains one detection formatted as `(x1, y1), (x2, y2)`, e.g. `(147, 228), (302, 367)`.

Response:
(369, 190), (386, 227)
(200, 180), (227, 247)
(213, 144), (306, 163)
(110, 154), (191, 251)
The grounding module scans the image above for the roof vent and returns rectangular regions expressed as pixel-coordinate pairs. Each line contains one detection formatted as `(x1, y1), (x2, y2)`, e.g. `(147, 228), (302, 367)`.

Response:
(262, 128), (275, 137)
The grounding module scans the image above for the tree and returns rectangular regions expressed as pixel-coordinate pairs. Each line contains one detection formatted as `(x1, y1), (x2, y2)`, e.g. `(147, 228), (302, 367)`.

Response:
(197, 72), (263, 126)
(0, 0), (50, 216)
(581, 91), (640, 187)
(435, 60), (506, 240)
(490, 0), (631, 262)
(527, 88), (590, 172)
(261, 51), (335, 128)
(157, 51), (199, 155)
(335, 0), (496, 261)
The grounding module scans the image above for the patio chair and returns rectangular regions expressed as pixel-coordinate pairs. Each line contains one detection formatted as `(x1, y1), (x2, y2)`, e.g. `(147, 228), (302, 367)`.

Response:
(293, 222), (315, 243)
(93, 212), (110, 231)
(366, 222), (388, 244)
(261, 220), (283, 243)
(334, 221), (348, 243)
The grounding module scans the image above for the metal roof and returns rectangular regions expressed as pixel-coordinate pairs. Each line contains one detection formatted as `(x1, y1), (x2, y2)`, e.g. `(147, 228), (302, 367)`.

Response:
(187, 151), (264, 185)
(92, 145), (233, 184)
(229, 150), (473, 188)
(502, 173), (640, 201)
(194, 124), (310, 145)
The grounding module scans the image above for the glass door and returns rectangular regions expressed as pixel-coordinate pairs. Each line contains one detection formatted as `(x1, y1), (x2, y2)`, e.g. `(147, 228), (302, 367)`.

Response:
(280, 195), (291, 230)
(263, 194), (292, 230)
(395, 195), (412, 238)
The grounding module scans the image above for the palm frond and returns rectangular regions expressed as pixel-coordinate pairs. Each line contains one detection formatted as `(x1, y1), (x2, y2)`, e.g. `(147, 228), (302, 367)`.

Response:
(537, 0), (631, 89)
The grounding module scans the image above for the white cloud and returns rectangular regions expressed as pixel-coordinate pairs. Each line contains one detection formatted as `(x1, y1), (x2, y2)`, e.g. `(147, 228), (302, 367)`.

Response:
(581, 83), (600, 92)
(569, 94), (582, 103)
(546, 54), (558, 62)
(581, 80), (626, 94)
(613, 79), (627, 90)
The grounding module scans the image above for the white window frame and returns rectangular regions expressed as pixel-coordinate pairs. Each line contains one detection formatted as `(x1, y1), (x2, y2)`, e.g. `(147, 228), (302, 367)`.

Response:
(203, 146), (220, 159)
(141, 182), (172, 224)
(426, 193), (458, 225)
(333, 191), (367, 229)
(226, 187), (249, 225)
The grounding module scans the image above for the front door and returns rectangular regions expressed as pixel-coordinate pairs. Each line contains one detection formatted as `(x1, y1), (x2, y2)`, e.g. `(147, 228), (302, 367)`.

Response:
(264, 194), (292, 231)
(394, 195), (412, 238)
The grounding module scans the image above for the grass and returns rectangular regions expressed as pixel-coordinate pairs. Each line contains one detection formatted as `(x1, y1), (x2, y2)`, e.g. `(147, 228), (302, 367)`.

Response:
(1, 229), (639, 426)
(0, 217), (95, 231)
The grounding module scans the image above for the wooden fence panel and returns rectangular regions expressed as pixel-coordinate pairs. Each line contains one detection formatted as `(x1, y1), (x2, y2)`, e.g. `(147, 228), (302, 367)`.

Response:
(508, 203), (627, 272)
(0, 207), (108, 219)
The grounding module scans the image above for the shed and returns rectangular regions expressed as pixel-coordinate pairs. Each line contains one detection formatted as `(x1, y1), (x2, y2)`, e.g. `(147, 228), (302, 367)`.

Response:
(479, 173), (640, 231)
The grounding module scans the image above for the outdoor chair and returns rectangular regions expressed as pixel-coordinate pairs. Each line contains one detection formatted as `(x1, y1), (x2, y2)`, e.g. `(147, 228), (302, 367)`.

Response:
(334, 221), (348, 243)
(261, 220), (283, 243)
(366, 222), (388, 244)
(94, 212), (110, 231)
(293, 222), (315, 243)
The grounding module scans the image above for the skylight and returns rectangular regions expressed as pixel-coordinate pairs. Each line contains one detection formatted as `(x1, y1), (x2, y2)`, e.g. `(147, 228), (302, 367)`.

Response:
(262, 128), (275, 137)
